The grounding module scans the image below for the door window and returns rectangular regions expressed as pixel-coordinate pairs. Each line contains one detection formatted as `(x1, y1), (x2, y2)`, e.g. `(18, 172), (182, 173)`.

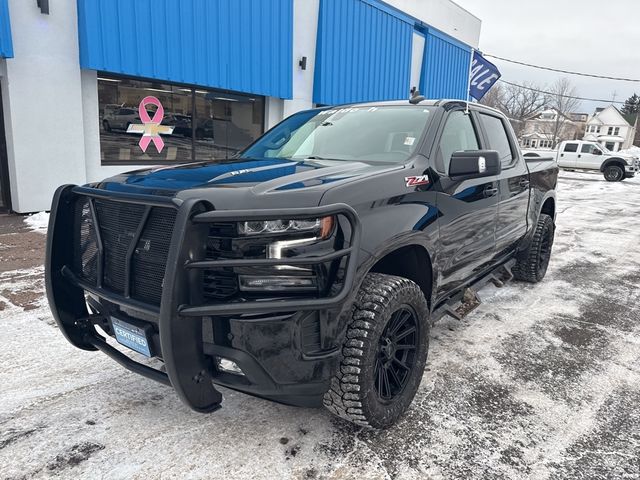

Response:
(478, 113), (516, 167)
(435, 111), (480, 173)
(581, 144), (600, 154)
(563, 143), (579, 153)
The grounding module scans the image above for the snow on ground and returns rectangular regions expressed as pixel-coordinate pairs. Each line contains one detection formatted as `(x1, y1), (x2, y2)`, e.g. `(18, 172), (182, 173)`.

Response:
(23, 212), (49, 234)
(2, 170), (640, 479)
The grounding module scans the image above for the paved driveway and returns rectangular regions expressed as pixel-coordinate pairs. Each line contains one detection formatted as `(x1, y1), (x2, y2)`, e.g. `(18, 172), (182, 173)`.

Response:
(1, 171), (639, 479)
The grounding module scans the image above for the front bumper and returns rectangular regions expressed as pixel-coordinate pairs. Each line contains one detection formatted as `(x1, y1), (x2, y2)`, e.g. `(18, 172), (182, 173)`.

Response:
(45, 185), (361, 411)
(625, 161), (640, 177)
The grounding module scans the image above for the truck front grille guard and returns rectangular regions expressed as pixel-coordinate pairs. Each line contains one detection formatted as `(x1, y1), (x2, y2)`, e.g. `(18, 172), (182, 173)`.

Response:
(45, 184), (361, 413)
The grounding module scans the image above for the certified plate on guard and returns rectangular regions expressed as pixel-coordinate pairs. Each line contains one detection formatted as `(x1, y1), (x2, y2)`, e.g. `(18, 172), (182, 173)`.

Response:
(111, 317), (152, 357)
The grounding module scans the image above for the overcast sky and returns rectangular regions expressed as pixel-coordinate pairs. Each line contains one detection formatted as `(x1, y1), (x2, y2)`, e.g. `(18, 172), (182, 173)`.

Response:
(453, 0), (640, 114)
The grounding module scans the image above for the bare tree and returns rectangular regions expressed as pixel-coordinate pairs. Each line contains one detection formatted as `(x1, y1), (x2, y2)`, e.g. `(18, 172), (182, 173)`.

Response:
(543, 78), (582, 145)
(481, 81), (547, 137)
(479, 82), (505, 111)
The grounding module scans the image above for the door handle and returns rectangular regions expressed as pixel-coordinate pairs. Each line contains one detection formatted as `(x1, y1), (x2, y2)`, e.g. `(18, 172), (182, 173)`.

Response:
(560, 153), (564, 157)
(519, 179), (530, 188)
(578, 154), (582, 158)
(483, 186), (498, 198)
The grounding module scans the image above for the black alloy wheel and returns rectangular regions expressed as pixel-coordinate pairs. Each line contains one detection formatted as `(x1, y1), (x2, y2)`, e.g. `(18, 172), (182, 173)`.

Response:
(538, 230), (552, 273)
(375, 307), (419, 403)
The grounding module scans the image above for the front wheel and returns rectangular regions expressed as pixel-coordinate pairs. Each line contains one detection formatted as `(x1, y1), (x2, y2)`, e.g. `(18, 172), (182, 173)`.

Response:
(513, 213), (555, 283)
(323, 273), (430, 429)
(604, 165), (624, 182)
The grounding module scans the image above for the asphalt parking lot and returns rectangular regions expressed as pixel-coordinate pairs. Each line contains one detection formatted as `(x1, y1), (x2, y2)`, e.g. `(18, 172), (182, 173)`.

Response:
(1, 170), (639, 479)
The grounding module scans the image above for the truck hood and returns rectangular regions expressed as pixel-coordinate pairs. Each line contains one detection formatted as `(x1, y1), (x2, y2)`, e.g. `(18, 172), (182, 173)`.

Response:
(609, 152), (637, 161)
(95, 157), (405, 209)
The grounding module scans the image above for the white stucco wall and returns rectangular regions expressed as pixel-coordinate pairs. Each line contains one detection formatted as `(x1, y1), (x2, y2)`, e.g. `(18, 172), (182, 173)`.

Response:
(2, 0), (87, 213)
(410, 32), (426, 92)
(283, 0), (321, 117)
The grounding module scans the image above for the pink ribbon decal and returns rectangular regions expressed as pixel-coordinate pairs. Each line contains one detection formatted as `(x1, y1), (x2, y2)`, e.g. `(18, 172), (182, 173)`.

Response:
(126, 96), (174, 153)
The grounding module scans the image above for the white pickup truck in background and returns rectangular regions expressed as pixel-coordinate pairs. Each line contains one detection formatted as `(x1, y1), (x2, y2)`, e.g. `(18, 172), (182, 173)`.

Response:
(523, 140), (640, 182)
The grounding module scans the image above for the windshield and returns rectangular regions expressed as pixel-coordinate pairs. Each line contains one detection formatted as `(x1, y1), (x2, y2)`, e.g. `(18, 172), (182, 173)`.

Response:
(241, 106), (434, 163)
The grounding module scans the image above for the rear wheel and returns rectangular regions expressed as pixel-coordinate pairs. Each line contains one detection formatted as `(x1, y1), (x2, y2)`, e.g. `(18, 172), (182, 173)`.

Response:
(604, 164), (624, 182)
(323, 273), (429, 429)
(513, 213), (555, 283)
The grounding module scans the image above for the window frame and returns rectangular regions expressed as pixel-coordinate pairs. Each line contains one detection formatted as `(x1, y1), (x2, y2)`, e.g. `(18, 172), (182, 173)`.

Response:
(97, 72), (267, 166)
(431, 108), (482, 175)
(475, 110), (520, 170)
(580, 143), (599, 154)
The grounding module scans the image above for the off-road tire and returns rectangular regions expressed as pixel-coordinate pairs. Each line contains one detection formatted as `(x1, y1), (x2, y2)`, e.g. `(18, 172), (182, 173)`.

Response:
(323, 273), (430, 429)
(604, 164), (624, 182)
(513, 213), (555, 283)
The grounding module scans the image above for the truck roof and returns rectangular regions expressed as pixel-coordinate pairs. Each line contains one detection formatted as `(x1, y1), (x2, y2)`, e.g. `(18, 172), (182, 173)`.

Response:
(330, 99), (505, 117)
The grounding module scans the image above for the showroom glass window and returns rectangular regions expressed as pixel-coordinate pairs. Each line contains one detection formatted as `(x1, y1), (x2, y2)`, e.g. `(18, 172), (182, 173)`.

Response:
(98, 75), (265, 166)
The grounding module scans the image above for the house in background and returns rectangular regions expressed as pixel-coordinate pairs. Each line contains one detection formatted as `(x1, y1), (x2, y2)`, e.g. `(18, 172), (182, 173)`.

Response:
(583, 105), (637, 152)
(519, 109), (581, 149)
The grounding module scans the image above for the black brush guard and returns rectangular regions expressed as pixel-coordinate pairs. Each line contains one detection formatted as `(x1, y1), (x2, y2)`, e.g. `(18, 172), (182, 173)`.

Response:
(45, 185), (361, 413)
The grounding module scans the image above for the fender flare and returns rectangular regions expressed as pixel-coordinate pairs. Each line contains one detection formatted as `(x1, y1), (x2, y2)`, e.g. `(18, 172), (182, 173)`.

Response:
(353, 232), (437, 308)
(538, 191), (557, 221)
(600, 157), (627, 172)
(517, 190), (556, 257)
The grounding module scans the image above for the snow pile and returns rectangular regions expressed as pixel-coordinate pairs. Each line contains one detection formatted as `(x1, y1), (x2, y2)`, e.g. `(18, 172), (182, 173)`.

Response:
(24, 212), (49, 234)
(619, 146), (640, 157)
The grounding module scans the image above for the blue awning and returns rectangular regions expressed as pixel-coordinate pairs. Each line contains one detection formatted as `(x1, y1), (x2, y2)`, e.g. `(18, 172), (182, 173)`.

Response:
(0, 0), (14, 58)
(77, 0), (293, 99)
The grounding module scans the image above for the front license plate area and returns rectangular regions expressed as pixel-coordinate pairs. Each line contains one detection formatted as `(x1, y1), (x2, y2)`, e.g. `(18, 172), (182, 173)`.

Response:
(111, 317), (153, 357)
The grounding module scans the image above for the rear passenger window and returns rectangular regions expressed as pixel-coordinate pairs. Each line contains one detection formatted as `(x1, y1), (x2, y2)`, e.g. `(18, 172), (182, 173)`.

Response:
(564, 143), (579, 153)
(436, 111), (480, 173)
(478, 113), (514, 167)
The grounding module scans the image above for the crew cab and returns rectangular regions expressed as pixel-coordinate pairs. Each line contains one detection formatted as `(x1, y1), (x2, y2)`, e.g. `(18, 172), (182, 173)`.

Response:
(46, 100), (558, 429)
(524, 140), (640, 182)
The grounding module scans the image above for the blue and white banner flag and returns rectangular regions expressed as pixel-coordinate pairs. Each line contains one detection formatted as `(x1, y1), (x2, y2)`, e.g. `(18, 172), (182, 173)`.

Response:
(469, 51), (501, 101)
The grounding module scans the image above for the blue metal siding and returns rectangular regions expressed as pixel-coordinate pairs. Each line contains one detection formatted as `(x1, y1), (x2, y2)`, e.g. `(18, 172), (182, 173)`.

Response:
(420, 29), (471, 100)
(314, 0), (413, 105)
(0, 0), (13, 58)
(77, 0), (293, 99)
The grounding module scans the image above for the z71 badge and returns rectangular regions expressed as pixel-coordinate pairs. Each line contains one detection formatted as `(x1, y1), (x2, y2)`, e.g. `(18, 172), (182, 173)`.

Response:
(405, 175), (430, 187)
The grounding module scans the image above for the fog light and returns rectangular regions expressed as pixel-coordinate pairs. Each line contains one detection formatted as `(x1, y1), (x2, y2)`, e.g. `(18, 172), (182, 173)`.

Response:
(238, 275), (317, 292)
(215, 357), (244, 376)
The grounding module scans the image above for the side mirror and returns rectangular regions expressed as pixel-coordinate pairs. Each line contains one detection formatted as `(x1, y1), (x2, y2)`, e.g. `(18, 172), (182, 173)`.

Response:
(594, 150), (602, 156)
(448, 150), (501, 179)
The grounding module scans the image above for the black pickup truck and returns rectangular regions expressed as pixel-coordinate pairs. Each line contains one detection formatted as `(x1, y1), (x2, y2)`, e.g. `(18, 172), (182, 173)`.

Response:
(46, 100), (558, 428)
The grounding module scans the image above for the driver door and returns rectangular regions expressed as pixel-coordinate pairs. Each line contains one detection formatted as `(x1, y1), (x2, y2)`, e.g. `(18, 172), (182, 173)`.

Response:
(576, 143), (603, 169)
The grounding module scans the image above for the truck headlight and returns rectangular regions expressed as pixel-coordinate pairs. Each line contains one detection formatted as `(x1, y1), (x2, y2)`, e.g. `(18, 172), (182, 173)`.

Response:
(238, 216), (334, 238)
(238, 275), (317, 292)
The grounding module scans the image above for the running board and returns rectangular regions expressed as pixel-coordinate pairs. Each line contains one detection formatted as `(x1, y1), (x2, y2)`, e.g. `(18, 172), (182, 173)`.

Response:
(432, 259), (516, 323)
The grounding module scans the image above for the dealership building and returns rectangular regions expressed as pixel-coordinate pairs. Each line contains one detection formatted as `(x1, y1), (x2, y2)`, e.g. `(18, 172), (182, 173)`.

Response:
(0, 0), (480, 213)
